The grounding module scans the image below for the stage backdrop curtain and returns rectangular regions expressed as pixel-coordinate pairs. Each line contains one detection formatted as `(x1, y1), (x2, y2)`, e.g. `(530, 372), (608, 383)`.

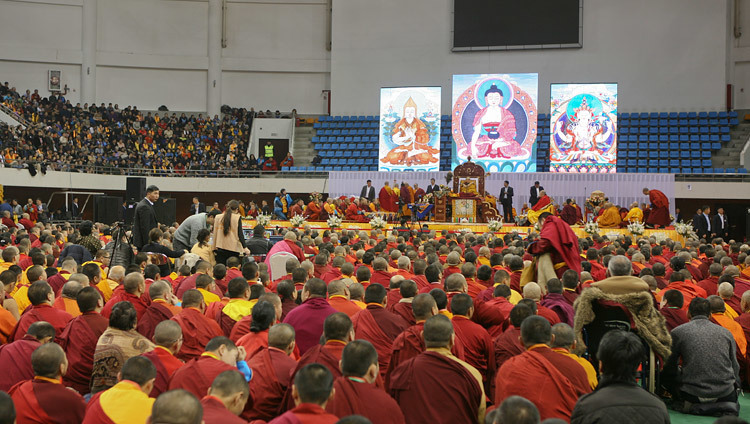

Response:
(328, 172), (675, 217)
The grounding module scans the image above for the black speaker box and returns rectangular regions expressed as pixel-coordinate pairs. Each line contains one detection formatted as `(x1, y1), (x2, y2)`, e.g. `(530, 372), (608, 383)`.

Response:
(126, 177), (147, 201)
(154, 198), (177, 225)
(94, 195), (123, 225)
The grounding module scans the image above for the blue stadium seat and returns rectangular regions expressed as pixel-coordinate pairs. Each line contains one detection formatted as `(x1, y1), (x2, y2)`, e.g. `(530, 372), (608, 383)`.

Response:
(669, 159), (681, 167)
(670, 167), (681, 173)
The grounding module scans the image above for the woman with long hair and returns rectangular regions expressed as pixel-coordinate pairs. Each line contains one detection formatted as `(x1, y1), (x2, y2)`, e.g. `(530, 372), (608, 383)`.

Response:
(211, 200), (248, 265)
(190, 228), (215, 266)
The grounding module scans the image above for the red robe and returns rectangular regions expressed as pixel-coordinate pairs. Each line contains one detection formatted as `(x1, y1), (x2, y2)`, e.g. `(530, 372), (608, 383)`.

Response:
(390, 350), (484, 424)
(9, 377), (87, 424)
(201, 396), (247, 424)
(60, 311), (109, 394)
(646, 190), (670, 228)
(392, 301), (416, 326)
(494, 326), (524, 369)
(171, 307), (224, 361)
(328, 295), (362, 318)
(385, 321), (466, 390)
(495, 346), (588, 421)
(229, 314), (253, 342)
(0, 336), (39, 391)
(370, 270), (392, 287)
(527, 216), (582, 278)
(452, 315), (495, 396)
(168, 354), (238, 399)
(136, 300), (177, 340)
(47, 271), (71, 297)
(352, 305), (409, 379)
(237, 329), (269, 360)
(11, 304), (72, 344)
(379, 187), (397, 213)
(320, 267), (343, 283)
(589, 262), (607, 282)
(246, 347), (297, 421)
(663, 281), (707, 311)
(304, 202), (321, 220)
(697, 276), (719, 296)
(141, 346), (184, 397)
(269, 403), (339, 424)
(537, 304), (562, 325)
(101, 291), (149, 320)
(282, 297), (338, 355)
(660, 307), (689, 331)
(473, 296), (511, 338)
(345, 203), (367, 222)
(0, 307), (16, 344)
(326, 377), (406, 424)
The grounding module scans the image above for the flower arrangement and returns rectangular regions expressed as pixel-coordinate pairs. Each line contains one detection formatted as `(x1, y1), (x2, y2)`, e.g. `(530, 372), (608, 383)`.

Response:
(369, 216), (387, 230)
(327, 216), (342, 228)
(289, 215), (306, 228)
(674, 221), (698, 240)
(487, 219), (503, 232)
(627, 220), (645, 236)
(255, 214), (272, 228)
(515, 214), (528, 226)
(583, 220), (600, 236)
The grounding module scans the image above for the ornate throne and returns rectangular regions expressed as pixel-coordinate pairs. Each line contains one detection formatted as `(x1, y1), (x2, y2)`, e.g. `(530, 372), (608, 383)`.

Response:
(451, 160), (499, 223)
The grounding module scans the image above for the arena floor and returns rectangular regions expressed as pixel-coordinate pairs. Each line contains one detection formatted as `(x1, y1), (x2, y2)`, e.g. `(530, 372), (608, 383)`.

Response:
(668, 392), (749, 423)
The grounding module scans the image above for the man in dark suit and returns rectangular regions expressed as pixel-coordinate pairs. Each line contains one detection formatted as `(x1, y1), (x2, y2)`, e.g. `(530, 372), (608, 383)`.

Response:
(70, 197), (80, 219)
(529, 181), (544, 207)
(711, 207), (728, 240)
(425, 178), (440, 195)
(499, 180), (514, 222)
(189, 196), (206, 216)
(692, 206), (711, 240)
(360, 180), (376, 202)
(133, 185), (160, 249)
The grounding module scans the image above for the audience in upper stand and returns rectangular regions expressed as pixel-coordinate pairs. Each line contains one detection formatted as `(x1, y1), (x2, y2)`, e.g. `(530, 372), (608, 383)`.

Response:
(0, 82), (297, 176)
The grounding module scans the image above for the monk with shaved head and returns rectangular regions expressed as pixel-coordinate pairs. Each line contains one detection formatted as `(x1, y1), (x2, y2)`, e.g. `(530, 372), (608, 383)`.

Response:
(59, 287), (107, 394)
(141, 320), (185, 397)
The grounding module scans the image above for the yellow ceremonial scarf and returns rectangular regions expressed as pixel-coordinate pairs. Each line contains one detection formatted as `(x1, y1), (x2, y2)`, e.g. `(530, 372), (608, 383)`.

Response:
(222, 298), (256, 321)
(100, 380), (154, 424)
(198, 288), (221, 305)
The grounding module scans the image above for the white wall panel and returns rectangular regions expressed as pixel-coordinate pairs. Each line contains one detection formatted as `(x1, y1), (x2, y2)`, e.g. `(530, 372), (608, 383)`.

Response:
(96, 66), (207, 111)
(221, 70), (327, 113)
(0, 1), (82, 51)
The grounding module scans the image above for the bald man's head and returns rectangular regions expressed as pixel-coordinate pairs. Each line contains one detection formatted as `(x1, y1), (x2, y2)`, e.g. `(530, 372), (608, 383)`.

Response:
(327, 280), (347, 296)
(150, 389), (203, 424)
(522, 282), (542, 301)
(153, 320), (183, 348)
(61, 280), (83, 299)
(268, 323), (296, 352)
(31, 343), (67, 379)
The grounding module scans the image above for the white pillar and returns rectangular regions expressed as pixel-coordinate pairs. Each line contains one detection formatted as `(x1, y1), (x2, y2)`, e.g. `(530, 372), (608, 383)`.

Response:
(207, 0), (222, 116)
(81, 0), (97, 104)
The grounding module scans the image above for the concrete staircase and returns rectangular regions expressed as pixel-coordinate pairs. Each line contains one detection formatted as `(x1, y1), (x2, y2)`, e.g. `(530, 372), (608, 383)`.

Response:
(712, 114), (750, 169)
(292, 120), (317, 167)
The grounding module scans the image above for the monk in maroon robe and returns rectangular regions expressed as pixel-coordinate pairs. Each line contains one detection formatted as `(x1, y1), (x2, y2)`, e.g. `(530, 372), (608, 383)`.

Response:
(379, 183), (398, 213)
(245, 324), (298, 421)
(141, 320), (185, 397)
(101, 274), (149, 319)
(59, 287), (108, 394)
(389, 315), (485, 424)
(560, 201), (579, 225)
(450, 294), (495, 396)
(171, 290), (224, 361)
(660, 289), (689, 331)
(168, 337), (245, 399)
(496, 316), (590, 421)
(643, 188), (671, 228)
(385, 294), (466, 390)
(10, 281), (72, 344)
(136, 281), (181, 340)
(528, 214), (582, 282)
(270, 363), (340, 424)
(282, 279), (338, 354)
(0, 321), (54, 391)
(326, 340), (406, 424)
(9, 344), (86, 424)
(200, 370), (250, 424)
(352, 284), (409, 379)
(494, 304), (533, 369)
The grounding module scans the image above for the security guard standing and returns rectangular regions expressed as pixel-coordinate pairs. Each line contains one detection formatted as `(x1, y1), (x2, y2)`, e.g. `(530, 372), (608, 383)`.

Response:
(264, 140), (274, 159)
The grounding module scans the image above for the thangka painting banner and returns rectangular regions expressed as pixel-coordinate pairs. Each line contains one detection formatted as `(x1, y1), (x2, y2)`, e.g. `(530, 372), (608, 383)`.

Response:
(451, 73), (538, 172)
(379, 87), (441, 172)
(550, 83), (618, 173)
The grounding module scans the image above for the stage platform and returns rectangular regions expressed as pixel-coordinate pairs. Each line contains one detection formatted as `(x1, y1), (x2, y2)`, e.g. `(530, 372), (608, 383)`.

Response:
(241, 219), (684, 243)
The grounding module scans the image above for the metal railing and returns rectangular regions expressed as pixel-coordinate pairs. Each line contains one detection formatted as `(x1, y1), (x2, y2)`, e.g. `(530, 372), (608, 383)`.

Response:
(3, 163), (328, 178)
(0, 103), (29, 128)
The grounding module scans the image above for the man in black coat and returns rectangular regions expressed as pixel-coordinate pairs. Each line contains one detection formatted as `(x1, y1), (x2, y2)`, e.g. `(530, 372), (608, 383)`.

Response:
(360, 180), (376, 202)
(425, 178), (440, 195)
(188, 196), (206, 216)
(132, 185), (160, 249)
(499, 180), (514, 223)
(571, 330), (670, 423)
(692, 206), (711, 240)
(529, 181), (544, 207)
(711, 207), (729, 240)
